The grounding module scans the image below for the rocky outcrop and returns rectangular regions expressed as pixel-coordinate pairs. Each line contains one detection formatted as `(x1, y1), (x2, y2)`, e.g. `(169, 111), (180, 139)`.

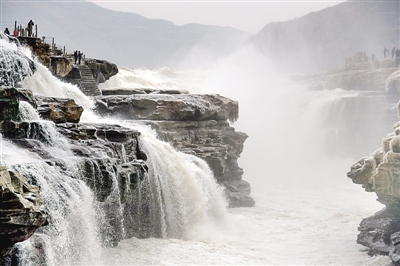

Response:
(95, 92), (254, 207)
(101, 87), (188, 96)
(85, 59), (118, 84)
(0, 166), (48, 257)
(13, 36), (118, 97)
(348, 71), (400, 261)
(95, 94), (239, 122)
(17, 36), (51, 67)
(49, 56), (73, 78)
(35, 95), (83, 123)
(53, 122), (148, 243)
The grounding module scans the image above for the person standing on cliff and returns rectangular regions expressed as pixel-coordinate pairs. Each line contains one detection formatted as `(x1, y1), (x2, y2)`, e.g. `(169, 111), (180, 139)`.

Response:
(78, 51), (83, 64)
(74, 50), (78, 64)
(384, 47), (389, 58)
(27, 20), (34, 37)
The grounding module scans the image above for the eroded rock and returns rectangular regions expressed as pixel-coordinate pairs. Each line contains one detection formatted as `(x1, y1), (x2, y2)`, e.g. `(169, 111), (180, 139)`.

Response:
(95, 94), (239, 122)
(0, 166), (48, 257)
(35, 95), (83, 123)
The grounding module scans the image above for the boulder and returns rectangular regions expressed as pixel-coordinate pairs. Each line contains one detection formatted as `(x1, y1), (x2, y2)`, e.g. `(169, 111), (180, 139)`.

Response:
(35, 96), (83, 123)
(49, 56), (73, 78)
(0, 166), (48, 257)
(85, 59), (118, 84)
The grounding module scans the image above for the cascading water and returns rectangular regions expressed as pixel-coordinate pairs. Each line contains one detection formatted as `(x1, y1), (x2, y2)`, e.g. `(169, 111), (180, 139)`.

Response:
(0, 34), (231, 264)
(1, 99), (104, 264)
(0, 33), (36, 88)
(126, 124), (227, 240)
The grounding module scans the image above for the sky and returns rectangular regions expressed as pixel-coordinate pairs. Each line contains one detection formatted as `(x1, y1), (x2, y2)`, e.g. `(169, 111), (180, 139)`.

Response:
(90, 0), (345, 34)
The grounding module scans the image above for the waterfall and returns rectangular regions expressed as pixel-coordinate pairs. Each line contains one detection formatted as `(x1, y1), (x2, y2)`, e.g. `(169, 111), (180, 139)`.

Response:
(0, 35), (230, 264)
(11, 163), (103, 265)
(0, 33), (35, 88)
(126, 124), (227, 240)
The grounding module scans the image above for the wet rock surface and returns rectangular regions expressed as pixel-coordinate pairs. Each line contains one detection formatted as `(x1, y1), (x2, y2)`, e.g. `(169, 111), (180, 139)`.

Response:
(35, 95), (83, 123)
(95, 92), (253, 207)
(348, 73), (400, 262)
(95, 94), (239, 122)
(0, 167), (48, 257)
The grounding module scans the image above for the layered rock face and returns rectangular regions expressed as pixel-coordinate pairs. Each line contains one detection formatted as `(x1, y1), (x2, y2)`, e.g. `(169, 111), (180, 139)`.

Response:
(0, 88), (148, 253)
(347, 71), (400, 262)
(0, 167), (48, 258)
(95, 91), (254, 207)
(0, 88), (48, 258)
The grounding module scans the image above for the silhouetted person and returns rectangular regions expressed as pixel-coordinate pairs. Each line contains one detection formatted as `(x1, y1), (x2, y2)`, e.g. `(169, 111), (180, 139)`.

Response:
(78, 51), (83, 64)
(73, 50), (78, 64)
(384, 47), (389, 58)
(27, 20), (34, 37)
(393, 47), (396, 59)
(4, 28), (10, 35)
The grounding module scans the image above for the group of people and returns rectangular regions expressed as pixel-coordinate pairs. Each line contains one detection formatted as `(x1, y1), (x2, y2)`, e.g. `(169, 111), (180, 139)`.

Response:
(3, 20), (35, 37)
(73, 50), (84, 65)
(346, 47), (400, 68)
(384, 47), (400, 67)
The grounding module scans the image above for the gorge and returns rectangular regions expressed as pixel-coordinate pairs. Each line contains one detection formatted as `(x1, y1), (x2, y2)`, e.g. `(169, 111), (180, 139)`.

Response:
(1, 0), (400, 264)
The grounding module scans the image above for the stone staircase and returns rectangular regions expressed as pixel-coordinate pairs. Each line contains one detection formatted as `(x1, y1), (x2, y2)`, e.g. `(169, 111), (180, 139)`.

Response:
(76, 65), (101, 96)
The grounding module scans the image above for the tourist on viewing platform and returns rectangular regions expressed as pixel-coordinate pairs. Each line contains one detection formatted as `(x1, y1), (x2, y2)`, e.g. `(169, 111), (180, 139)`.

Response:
(78, 51), (83, 64)
(4, 28), (10, 35)
(12, 28), (18, 36)
(392, 47), (396, 59)
(27, 20), (34, 37)
(74, 50), (78, 64)
(384, 47), (389, 58)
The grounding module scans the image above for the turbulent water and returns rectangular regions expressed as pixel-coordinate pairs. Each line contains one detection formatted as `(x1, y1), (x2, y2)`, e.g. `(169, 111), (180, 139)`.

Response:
(1, 37), (396, 265)
(99, 46), (396, 265)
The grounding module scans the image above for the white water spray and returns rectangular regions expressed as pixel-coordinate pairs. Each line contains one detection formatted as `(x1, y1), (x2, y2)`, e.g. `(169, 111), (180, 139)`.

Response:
(1, 35), (233, 264)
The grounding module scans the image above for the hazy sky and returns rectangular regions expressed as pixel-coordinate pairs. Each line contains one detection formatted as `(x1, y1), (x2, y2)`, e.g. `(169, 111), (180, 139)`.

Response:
(91, 0), (345, 34)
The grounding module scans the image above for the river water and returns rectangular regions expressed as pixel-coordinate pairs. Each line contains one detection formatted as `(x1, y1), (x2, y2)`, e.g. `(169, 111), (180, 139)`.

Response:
(99, 45), (396, 265)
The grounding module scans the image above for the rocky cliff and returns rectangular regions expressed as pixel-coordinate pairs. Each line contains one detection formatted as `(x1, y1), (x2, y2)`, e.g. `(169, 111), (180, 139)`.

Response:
(347, 70), (400, 263)
(95, 91), (254, 207)
(0, 34), (253, 260)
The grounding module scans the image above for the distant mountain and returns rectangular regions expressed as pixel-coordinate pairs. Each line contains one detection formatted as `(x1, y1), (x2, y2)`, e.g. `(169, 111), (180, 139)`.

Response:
(250, 0), (400, 73)
(1, 0), (250, 69)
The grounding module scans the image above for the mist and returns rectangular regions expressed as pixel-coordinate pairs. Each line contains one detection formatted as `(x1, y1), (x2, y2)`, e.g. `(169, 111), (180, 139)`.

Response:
(97, 36), (396, 263)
